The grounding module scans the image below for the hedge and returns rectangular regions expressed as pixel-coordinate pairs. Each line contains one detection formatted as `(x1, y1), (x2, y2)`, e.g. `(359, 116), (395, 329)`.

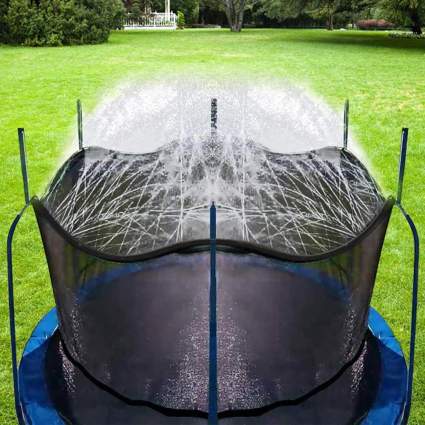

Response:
(0, 0), (125, 46)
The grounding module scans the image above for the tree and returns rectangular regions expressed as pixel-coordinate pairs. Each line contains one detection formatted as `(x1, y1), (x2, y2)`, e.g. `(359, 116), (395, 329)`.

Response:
(380, 0), (424, 34)
(124, 0), (163, 17)
(129, 0), (142, 19)
(260, 0), (307, 22)
(260, 0), (372, 30)
(199, 0), (226, 25)
(223, 0), (246, 31)
(0, 0), (10, 41)
(177, 9), (185, 26)
(346, 0), (376, 26)
(172, 0), (199, 24)
(309, 0), (350, 29)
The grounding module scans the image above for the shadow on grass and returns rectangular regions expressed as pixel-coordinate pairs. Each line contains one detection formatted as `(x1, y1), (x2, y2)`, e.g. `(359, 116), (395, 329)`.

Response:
(281, 31), (425, 52)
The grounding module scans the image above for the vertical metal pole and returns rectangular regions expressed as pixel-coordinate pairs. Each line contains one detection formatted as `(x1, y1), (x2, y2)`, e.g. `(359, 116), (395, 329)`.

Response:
(7, 208), (28, 424)
(343, 99), (349, 149)
(397, 128), (409, 205)
(17, 129), (30, 205)
(400, 206), (420, 424)
(77, 99), (83, 150)
(209, 202), (218, 425)
(8, 129), (30, 422)
(394, 127), (420, 424)
(211, 98), (217, 140)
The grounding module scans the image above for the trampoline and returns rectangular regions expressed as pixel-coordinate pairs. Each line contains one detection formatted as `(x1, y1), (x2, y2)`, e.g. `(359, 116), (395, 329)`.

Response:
(7, 99), (419, 425)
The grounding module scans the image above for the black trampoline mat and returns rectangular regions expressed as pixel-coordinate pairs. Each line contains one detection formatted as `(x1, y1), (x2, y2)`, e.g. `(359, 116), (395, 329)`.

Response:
(45, 329), (381, 425)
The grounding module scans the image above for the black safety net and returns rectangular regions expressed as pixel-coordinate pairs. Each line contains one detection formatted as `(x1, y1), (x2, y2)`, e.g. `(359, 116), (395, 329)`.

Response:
(42, 139), (385, 257)
(34, 138), (393, 423)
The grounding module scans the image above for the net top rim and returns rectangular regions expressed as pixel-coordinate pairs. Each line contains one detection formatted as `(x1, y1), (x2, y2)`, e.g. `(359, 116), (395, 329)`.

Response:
(55, 143), (367, 161)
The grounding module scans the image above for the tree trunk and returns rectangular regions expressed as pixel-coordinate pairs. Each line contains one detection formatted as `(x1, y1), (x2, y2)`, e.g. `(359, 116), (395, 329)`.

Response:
(326, 2), (334, 31)
(327, 12), (334, 30)
(224, 0), (245, 32)
(410, 10), (423, 35)
(236, 3), (244, 31)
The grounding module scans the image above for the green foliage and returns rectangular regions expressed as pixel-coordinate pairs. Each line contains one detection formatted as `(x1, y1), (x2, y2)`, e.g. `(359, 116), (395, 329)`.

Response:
(172, 0), (199, 23)
(260, 0), (309, 21)
(308, 0), (354, 29)
(380, 0), (425, 34)
(198, 0), (226, 25)
(129, 0), (142, 19)
(0, 0), (125, 46)
(124, 0), (170, 20)
(260, 0), (379, 29)
(0, 0), (10, 40)
(177, 10), (186, 27)
(351, 0), (376, 18)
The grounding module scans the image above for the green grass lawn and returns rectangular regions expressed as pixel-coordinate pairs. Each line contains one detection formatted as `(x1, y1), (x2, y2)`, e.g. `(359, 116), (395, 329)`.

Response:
(0, 29), (424, 424)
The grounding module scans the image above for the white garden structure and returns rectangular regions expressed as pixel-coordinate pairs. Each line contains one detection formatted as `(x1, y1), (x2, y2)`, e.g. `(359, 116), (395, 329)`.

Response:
(124, 0), (177, 30)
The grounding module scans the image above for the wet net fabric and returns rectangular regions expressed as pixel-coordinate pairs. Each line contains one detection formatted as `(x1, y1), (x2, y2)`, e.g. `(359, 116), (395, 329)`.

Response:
(41, 139), (385, 257)
(45, 329), (381, 425)
(34, 140), (393, 418)
(34, 198), (391, 413)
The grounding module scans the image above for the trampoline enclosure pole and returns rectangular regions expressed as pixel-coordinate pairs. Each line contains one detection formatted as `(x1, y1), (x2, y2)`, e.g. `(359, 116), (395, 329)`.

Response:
(395, 128), (420, 424)
(343, 99), (349, 150)
(396, 128), (408, 205)
(211, 98), (217, 140)
(7, 206), (29, 425)
(6, 130), (32, 423)
(18, 128), (30, 205)
(209, 202), (218, 424)
(400, 207), (419, 424)
(77, 99), (83, 150)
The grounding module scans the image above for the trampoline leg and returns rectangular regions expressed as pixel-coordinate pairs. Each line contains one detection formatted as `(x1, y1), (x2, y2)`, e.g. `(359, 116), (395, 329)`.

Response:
(7, 207), (29, 425)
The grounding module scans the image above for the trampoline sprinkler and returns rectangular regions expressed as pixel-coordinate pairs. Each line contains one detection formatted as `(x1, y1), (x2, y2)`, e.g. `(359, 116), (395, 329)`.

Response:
(7, 99), (419, 425)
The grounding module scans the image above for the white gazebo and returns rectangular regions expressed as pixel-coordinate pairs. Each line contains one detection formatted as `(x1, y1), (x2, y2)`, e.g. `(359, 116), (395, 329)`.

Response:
(124, 0), (177, 30)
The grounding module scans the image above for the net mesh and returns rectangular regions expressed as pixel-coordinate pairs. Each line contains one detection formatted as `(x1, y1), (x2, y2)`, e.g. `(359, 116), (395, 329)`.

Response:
(42, 137), (384, 257)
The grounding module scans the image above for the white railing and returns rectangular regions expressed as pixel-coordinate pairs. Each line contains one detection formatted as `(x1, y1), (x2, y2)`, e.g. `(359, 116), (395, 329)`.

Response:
(124, 12), (177, 30)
